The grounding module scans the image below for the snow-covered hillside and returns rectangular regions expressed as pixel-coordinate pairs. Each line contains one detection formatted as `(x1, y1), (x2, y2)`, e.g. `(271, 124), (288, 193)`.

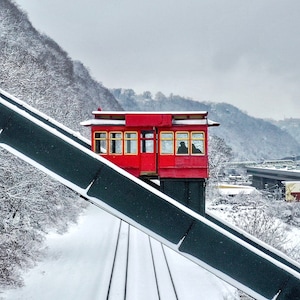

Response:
(1, 0), (122, 132)
(111, 89), (300, 161)
(0, 0), (121, 290)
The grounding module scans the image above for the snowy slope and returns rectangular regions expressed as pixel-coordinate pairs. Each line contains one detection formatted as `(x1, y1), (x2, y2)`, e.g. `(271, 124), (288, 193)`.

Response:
(2, 205), (236, 300)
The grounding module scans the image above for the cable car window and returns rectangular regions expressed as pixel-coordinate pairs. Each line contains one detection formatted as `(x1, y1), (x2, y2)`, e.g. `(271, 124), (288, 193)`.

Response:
(110, 132), (122, 154)
(141, 131), (154, 153)
(94, 131), (107, 154)
(191, 132), (204, 154)
(176, 132), (189, 154)
(160, 132), (174, 154)
(125, 132), (137, 154)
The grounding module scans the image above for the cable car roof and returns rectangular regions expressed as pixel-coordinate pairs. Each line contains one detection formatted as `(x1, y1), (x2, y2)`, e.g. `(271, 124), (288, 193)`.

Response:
(81, 111), (220, 127)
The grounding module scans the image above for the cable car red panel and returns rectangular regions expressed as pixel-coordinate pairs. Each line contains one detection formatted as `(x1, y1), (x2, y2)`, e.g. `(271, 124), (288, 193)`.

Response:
(126, 114), (172, 127)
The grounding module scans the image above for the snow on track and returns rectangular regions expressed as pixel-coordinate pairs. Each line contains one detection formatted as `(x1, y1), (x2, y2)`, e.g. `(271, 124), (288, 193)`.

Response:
(2, 205), (235, 300)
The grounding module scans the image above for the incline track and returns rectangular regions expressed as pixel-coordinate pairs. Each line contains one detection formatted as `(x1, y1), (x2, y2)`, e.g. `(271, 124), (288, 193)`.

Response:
(106, 221), (180, 300)
(1, 88), (300, 299)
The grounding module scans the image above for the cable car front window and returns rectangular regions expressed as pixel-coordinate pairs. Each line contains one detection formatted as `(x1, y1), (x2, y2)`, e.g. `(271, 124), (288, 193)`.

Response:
(176, 132), (189, 154)
(191, 132), (204, 154)
(125, 132), (137, 154)
(94, 132), (107, 154)
(160, 132), (174, 154)
(110, 132), (122, 154)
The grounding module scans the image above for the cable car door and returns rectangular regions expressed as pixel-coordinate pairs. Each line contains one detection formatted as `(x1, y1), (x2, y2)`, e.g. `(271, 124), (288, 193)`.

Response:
(140, 130), (157, 176)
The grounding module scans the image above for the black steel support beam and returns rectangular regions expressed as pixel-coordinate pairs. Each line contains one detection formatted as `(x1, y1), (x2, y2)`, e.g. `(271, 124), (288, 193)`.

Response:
(160, 178), (206, 215)
(1, 91), (300, 299)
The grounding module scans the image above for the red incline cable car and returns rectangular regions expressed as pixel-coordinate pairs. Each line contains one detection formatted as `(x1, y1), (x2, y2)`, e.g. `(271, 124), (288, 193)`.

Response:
(82, 110), (219, 215)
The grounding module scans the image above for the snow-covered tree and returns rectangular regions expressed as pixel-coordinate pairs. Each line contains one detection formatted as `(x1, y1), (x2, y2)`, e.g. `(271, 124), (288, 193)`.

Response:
(0, 149), (88, 288)
(154, 91), (167, 102)
(0, 0), (120, 289)
(208, 135), (233, 181)
(142, 91), (152, 100)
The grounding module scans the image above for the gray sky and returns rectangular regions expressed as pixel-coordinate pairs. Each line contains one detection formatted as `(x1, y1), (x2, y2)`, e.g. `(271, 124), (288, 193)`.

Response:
(14, 0), (300, 120)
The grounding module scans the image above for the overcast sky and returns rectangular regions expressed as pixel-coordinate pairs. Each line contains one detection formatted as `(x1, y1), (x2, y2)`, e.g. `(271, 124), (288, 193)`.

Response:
(14, 0), (300, 120)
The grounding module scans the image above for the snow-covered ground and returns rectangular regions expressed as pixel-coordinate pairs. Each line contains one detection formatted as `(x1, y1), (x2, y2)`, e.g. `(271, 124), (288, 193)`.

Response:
(1, 204), (237, 300)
